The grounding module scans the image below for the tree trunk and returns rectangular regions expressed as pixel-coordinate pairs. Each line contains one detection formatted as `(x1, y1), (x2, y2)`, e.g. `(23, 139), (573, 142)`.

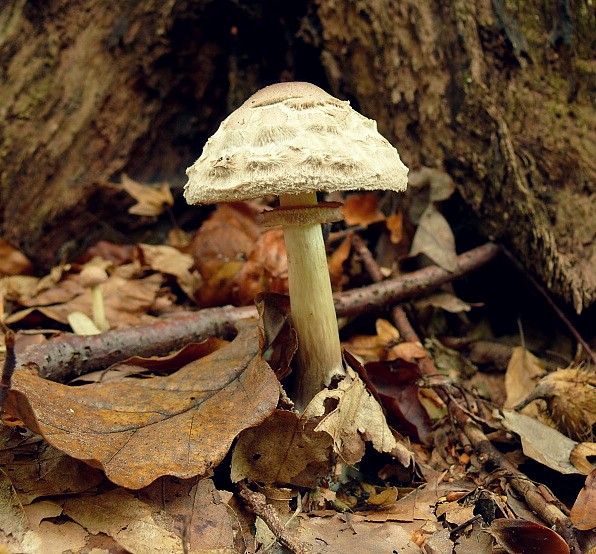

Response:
(1, 0), (594, 311)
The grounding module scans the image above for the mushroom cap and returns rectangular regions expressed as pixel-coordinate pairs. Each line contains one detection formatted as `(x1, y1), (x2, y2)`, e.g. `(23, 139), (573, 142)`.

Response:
(184, 82), (408, 204)
(79, 266), (108, 287)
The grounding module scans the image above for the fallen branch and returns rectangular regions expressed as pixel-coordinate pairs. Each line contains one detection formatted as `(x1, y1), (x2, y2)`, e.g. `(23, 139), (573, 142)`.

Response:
(17, 243), (499, 382)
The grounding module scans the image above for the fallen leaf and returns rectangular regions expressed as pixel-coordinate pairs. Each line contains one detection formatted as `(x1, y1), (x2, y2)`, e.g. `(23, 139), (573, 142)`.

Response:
(22, 501), (63, 527)
(21, 521), (88, 554)
(486, 518), (570, 554)
(570, 442), (596, 475)
(504, 347), (546, 408)
(415, 292), (473, 313)
(231, 410), (333, 487)
(408, 167), (456, 202)
(365, 359), (433, 444)
(570, 469), (596, 530)
(502, 410), (581, 475)
(304, 369), (410, 466)
(342, 193), (385, 226)
(425, 337), (477, 380)
(121, 174), (174, 217)
(328, 235), (352, 291)
(137, 243), (202, 300)
(410, 204), (457, 271)
(7, 266), (162, 329)
(344, 318), (401, 363)
(234, 229), (288, 305)
(386, 212), (404, 244)
(64, 488), (182, 553)
(0, 468), (28, 541)
(5, 321), (280, 489)
(0, 427), (103, 505)
(296, 513), (423, 553)
(0, 239), (32, 276)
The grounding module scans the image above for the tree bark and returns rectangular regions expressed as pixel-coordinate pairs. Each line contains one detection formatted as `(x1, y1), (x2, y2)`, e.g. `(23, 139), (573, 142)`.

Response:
(1, 0), (593, 311)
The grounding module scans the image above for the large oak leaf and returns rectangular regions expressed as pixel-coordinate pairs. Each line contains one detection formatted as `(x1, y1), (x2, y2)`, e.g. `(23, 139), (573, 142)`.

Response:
(5, 321), (279, 489)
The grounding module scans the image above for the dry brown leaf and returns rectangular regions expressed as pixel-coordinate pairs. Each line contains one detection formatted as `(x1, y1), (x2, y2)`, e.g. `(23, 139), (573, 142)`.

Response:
(22, 501), (63, 527)
(504, 347), (546, 408)
(344, 318), (400, 363)
(571, 469), (596, 531)
(0, 239), (32, 276)
(191, 203), (262, 306)
(386, 212), (404, 244)
(5, 321), (279, 489)
(408, 167), (456, 202)
(328, 235), (352, 291)
(296, 513), (423, 553)
(342, 192), (385, 226)
(137, 243), (202, 300)
(165, 478), (235, 552)
(234, 229), (288, 305)
(415, 292), (473, 313)
(64, 488), (182, 553)
(0, 468), (28, 541)
(121, 174), (174, 217)
(7, 266), (162, 329)
(570, 443), (596, 475)
(21, 520), (88, 554)
(410, 204), (457, 271)
(304, 369), (410, 466)
(501, 410), (580, 475)
(0, 427), (103, 505)
(231, 410), (333, 487)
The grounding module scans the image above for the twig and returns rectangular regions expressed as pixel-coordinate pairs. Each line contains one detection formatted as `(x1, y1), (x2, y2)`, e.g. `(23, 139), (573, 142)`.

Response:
(0, 330), (16, 412)
(501, 246), (595, 366)
(236, 481), (310, 554)
(353, 236), (581, 551)
(16, 243), (499, 383)
(335, 242), (499, 317)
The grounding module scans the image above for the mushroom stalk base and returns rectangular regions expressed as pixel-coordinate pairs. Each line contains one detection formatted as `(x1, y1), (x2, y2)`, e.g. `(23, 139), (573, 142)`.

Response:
(280, 193), (345, 411)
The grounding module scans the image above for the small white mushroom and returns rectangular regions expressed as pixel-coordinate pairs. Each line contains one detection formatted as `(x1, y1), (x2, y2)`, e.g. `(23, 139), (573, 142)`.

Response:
(79, 265), (110, 332)
(184, 82), (408, 410)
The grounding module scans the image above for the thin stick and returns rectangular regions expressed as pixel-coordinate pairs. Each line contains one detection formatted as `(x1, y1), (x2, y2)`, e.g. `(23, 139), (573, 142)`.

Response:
(236, 482), (310, 554)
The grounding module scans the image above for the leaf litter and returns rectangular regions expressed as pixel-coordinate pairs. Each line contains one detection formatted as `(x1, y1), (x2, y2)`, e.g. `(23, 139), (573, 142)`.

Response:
(0, 174), (594, 553)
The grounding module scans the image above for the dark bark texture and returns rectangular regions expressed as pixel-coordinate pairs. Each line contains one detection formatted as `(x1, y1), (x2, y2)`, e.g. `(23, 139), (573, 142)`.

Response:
(1, 0), (594, 311)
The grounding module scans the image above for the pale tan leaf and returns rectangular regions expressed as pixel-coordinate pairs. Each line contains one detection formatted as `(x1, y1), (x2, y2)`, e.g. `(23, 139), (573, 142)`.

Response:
(304, 369), (409, 465)
(504, 347), (546, 408)
(410, 204), (457, 271)
(64, 488), (182, 554)
(121, 174), (173, 217)
(502, 410), (580, 475)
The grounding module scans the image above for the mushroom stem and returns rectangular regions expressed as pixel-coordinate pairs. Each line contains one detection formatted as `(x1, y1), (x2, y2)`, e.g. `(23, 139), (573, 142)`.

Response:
(91, 285), (110, 332)
(279, 192), (345, 410)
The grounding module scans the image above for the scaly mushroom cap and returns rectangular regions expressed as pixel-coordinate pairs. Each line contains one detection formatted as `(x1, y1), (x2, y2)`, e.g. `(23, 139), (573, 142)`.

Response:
(184, 82), (408, 204)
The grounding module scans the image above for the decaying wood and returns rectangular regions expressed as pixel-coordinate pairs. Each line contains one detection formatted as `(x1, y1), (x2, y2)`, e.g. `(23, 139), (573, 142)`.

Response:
(314, 0), (595, 312)
(1, 1), (592, 312)
(17, 243), (499, 382)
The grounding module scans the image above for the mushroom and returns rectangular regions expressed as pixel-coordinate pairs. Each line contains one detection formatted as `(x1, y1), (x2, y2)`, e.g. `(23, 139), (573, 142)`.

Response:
(79, 265), (110, 332)
(184, 82), (408, 410)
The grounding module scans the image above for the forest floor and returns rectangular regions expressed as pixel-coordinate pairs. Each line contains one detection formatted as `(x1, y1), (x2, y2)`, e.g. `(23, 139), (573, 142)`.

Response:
(0, 170), (594, 554)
